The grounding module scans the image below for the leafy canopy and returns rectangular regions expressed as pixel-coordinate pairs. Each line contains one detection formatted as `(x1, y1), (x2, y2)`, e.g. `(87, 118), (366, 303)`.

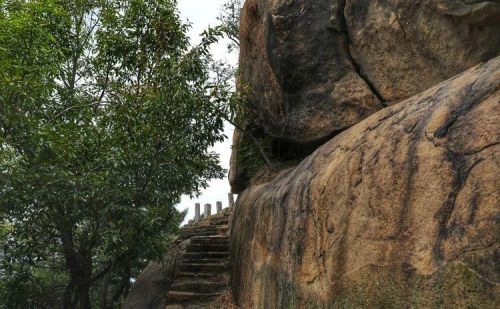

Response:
(0, 0), (231, 307)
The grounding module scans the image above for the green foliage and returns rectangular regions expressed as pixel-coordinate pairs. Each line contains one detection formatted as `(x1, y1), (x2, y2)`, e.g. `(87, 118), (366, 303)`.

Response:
(217, 0), (242, 52)
(235, 134), (272, 176)
(0, 0), (231, 307)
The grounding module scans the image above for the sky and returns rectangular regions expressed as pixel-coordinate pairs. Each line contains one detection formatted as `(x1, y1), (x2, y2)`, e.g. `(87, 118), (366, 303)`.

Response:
(175, 0), (238, 224)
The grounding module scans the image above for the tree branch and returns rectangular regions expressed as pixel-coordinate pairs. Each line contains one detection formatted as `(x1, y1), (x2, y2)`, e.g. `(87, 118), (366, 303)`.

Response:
(224, 116), (273, 168)
(42, 102), (108, 127)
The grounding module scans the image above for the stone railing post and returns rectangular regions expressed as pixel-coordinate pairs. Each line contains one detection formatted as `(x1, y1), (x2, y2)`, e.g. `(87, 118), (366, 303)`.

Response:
(194, 203), (201, 222)
(216, 201), (222, 214)
(228, 193), (235, 208)
(204, 203), (212, 217)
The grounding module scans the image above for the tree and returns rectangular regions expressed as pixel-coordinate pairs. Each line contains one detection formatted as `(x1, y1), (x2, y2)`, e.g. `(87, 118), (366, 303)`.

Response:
(0, 0), (229, 307)
(207, 0), (274, 168)
(217, 0), (242, 52)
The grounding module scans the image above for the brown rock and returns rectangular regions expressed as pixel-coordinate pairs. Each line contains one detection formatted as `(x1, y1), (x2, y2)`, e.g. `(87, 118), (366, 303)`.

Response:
(345, 0), (500, 102)
(239, 0), (384, 145)
(239, 0), (500, 143)
(228, 129), (248, 194)
(230, 57), (500, 308)
(231, 0), (500, 193)
(122, 243), (183, 309)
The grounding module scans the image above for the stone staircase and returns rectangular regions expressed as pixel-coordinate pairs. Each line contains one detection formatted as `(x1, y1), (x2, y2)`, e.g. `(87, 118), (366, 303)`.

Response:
(165, 208), (231, 308)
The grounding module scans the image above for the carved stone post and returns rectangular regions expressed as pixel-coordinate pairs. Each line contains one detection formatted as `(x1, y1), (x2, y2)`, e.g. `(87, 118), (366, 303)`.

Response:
(194, 203), (201, 222)
(204, 203), (212, 217)
(228, 193), (235, 208)
(216, 201), (223, 214)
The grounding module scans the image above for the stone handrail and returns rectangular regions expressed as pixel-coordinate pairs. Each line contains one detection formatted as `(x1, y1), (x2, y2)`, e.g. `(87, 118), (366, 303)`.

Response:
(193, 193), (234, 222)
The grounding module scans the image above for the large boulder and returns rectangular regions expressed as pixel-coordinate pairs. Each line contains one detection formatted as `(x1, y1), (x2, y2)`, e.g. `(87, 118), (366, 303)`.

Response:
(346, 0), (500, 102)
(231, 0), (500, 193)
(122, 243), (183, 309)
(230, 57), (500, 308)
(239, 0), (383, 145)
(238, 0), (500, 144)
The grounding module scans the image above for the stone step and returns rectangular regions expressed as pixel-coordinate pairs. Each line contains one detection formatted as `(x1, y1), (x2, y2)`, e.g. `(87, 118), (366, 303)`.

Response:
(166, 290), (219, 302)
(194, 217), (229, 225)
(183, 251), (229, 259)
(182, 257), (225, 264)
(182, 227), (228, 237)
(183, 225), (228, 232)
(209, 218), (230, 225)
(170, 279), (226, 293)
(184, 214), (229, 225)
(179, 263), (227, 273)
(190, 235), (229, 240)
(182, 231), (218, 237)
(190, 237), (229, 246)
(185, 244), (229, 253)
(177, 272), (221, 279)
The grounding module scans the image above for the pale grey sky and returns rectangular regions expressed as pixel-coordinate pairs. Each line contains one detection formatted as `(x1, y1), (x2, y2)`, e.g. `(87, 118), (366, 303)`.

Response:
(176, 0), (238, 224)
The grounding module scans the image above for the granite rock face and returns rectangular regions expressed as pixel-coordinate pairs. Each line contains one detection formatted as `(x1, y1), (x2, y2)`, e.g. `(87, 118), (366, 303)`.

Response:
(345, 0), (500, 102)
(229, 0), (500, 306)
(230, 57), (500, 308)
(237, 0), (500, 147)
(231, 0), (500, 194)
(239, 0), (384, 145)
(122, 243), (183, 309)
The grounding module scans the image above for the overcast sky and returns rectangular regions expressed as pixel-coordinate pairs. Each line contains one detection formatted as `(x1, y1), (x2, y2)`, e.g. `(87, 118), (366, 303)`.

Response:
(175, 0), (238, 224)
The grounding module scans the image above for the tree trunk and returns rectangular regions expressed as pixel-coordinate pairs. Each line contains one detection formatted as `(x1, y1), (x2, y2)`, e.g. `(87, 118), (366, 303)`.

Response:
(77, 282), (92, 309)
(61, 229), (93, 309)
(100, 276), (109, 309)
(62, 260), (92, 309)
(224, 118), (274, 168)
(63, 278), (77, 309)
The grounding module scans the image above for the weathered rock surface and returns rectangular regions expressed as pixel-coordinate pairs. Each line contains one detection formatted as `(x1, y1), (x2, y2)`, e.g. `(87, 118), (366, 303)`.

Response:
(238, 0), (500, 145)
(346, 0), (500, 102)
(230, 57), (500, 308)
(122, 243), (183, 309)
(231, 0), (500, 193)
(239, 0), (384, 145)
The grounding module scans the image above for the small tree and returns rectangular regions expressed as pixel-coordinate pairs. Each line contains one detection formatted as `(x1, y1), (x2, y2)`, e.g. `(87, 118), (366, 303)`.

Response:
(208, 0), (274, 168)
(217, 0), (242, 52)
(0, 0), (229, 307)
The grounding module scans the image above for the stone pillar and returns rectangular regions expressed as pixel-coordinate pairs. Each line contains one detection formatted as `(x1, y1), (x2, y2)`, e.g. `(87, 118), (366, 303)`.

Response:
(228, 193), (235, 208)
(194, 203), (201, 222)
(204, 203), (212, 217)
(216, 201), (222, 214)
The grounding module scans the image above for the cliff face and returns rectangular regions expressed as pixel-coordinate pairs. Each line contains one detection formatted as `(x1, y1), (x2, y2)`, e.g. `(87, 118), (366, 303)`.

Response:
(231, 57), (500, 307)
(238, 0), (384, 145)
(235, 0), (499, 143)
(345, 0), (500, 101)
(230, 0), (500, 307)
(230, 0), (500, 192)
